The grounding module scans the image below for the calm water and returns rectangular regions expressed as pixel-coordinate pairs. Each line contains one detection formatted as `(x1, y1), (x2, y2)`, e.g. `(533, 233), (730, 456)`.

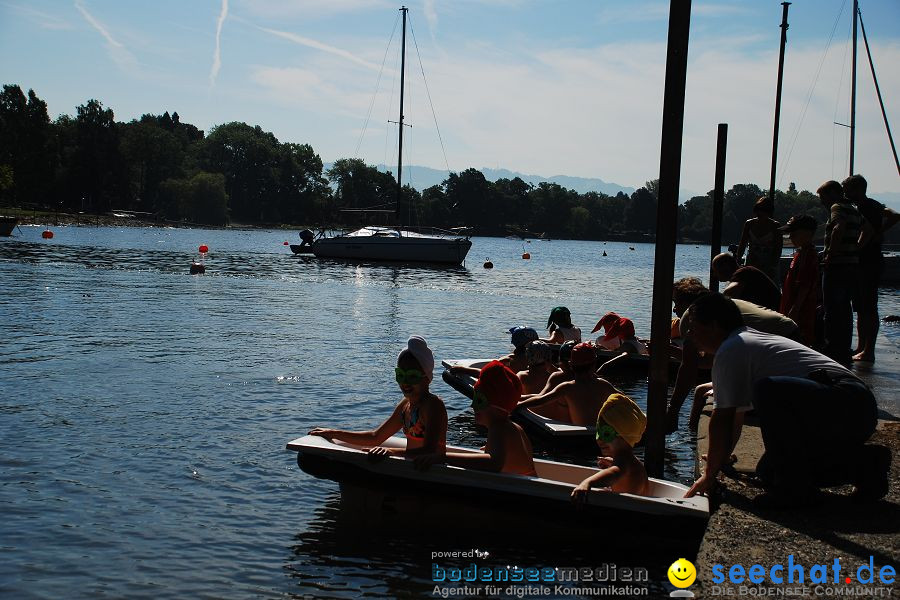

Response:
(1, 226), (895, 599)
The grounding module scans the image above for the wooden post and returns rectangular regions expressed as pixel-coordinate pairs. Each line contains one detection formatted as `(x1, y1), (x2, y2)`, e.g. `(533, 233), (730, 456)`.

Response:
(645, 0), (692, 478)
(709, 124), (728, 291)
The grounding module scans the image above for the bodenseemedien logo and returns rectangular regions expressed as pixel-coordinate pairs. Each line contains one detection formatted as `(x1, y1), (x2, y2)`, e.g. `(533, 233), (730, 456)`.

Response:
(668, 558), (697, 598)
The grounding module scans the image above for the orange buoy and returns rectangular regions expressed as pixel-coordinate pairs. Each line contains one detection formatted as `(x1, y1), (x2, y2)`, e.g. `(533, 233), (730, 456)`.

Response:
(198, 244), (209, 254)
(190, 263), (206, 275)
(42, 230), (54, 239)
(522, 252), (530, 260)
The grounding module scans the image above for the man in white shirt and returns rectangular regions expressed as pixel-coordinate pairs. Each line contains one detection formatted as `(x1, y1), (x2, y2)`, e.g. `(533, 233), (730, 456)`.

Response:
(682, 293), (885, 506)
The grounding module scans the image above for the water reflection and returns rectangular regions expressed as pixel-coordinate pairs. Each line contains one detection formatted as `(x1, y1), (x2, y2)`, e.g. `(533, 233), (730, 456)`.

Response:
(286, 483), (689, 599)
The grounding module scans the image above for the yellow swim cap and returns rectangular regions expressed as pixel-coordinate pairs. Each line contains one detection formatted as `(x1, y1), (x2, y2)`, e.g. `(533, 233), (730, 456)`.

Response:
(597, 393), (647, 446)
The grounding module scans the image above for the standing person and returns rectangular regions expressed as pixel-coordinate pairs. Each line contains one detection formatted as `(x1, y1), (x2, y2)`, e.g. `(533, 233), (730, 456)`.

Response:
(736, 197), (783, 283)
(682, 293), (886, 506)
(309, 336), (447, 458)
(779, 215), (820, 346)
(543, 306), (582, 344)
(842, 175), (900, 363)
(818, 180), (863, 366)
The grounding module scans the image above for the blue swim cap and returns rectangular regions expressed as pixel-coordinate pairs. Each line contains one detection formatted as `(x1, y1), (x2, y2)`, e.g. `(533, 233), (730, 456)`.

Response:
(509, 326), (539, 349)
(558, 340), (576, 363)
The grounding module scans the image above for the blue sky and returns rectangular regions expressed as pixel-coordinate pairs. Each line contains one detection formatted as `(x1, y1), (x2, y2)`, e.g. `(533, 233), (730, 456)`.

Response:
(2, 0), (898, 199)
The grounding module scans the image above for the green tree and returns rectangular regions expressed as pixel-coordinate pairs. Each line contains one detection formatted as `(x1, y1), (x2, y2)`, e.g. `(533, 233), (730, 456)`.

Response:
(199, 122), (281, 222)
(72, 99), (123, 213)
(0, 85), (53, 206)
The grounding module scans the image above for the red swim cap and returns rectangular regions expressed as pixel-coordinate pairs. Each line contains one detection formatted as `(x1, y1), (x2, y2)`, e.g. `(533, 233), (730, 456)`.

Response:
(474, 360), (522, 413)
(591, 312), (621, 334)
(603, 317), (635, 342)
(570, 342), (597, 367)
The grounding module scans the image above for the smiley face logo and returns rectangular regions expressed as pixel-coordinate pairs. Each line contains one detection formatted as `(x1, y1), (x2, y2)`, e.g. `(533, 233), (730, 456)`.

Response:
(668, 558), (696, 588)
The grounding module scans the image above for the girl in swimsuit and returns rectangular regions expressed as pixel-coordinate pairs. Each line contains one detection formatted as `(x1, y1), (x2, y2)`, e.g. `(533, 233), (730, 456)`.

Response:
(309, 336), (447, 458)
(736, 197), (783, 283)
(543, 306), (582, 344)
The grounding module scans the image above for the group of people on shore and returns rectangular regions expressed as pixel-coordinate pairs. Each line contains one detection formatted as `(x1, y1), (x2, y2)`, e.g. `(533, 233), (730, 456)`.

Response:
(309, 175), (893, 508)
(727, 175), (898, 365)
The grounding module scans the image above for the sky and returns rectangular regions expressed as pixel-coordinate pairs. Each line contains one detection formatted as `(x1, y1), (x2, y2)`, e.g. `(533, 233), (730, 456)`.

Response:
(2, 0), (899, 200)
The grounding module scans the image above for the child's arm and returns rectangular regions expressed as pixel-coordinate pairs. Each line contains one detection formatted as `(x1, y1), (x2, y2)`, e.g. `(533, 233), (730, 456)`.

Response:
(309, 403), (404, 447)
(736, 221), (751, 263)
(414, 430), (506, 473)
(665, 340), (700, 434)
(521, 376), (563, 401)
(516, 383), (566, 410)
(444, 427), (507, 472)
(571, 465), (622, 503)
(448, 365), (480, 377)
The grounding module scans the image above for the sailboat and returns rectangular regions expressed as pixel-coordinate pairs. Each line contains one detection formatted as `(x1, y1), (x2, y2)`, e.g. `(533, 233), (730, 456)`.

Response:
(311, 7), (472, 265)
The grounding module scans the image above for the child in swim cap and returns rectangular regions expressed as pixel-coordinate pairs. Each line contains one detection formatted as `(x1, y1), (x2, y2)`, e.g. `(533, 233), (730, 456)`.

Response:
(571, 394), (649, 499)
(415, 361), (536, 476)
(504, 326), (539, 372)
(310, 335), (447, 458)
(516, 340), (558, 395)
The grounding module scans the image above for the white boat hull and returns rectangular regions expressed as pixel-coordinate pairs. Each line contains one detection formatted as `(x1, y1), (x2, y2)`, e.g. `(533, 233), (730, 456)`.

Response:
(287, 434), (709, 542)
(312, 231), (472, 264)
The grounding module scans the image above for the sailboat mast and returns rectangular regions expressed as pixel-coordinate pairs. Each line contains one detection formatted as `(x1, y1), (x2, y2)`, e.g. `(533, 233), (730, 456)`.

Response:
(849, 0), (858, 174)
(396, 6), (408, 225)
(768, 2), (790, 202)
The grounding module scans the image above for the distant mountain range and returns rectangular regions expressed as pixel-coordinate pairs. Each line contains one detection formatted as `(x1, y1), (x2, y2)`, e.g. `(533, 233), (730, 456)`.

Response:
(323, 162), (636, 196)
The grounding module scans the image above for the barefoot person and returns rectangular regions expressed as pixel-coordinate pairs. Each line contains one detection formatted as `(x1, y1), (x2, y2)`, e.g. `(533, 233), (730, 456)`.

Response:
(309, 336), (447, 458)
(842, 174), (900, 363)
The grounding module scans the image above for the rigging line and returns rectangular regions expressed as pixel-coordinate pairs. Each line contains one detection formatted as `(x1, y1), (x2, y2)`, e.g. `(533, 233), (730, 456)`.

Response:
(408, 16), (452, 177)
(355, 12), (401, 158)
(832, 19), (853, 179)
(858, 6), (900, 176)
(777, 0), (847, 189)
(385, 34), (402, 176)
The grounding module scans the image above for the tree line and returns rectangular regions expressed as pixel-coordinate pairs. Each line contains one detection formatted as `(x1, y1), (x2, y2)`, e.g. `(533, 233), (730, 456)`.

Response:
(0, 84), (854, 244)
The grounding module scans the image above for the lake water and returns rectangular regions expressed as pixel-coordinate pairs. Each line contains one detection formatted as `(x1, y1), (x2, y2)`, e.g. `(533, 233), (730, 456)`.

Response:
(1, 226), (896, 599)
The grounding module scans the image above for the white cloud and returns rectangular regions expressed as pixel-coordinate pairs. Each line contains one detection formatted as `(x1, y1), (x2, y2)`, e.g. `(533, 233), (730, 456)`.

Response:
(5, 3), (74, 30)
(73, 0), (137, 71)
(210, 0), (229, 86)
(257, 26), (389, 73)
(235, 0), (391, 20)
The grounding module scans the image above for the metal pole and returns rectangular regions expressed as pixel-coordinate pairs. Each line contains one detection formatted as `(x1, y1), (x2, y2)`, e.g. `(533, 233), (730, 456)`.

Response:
(858, 6), (899, 175)
(768, 2), (790, 202)
(645, 0), (692, 478)
(849, 0), (858, 175)
(396, 6), (407, 224)
(709, 123), (728, 292)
